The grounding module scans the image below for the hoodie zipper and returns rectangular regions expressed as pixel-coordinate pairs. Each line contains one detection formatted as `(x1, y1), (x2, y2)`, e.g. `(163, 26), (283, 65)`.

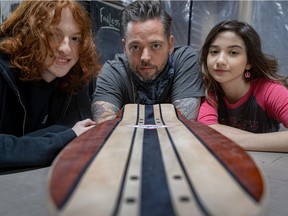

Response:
(62, 94), (72, 117)
(16, 92), (27, 136)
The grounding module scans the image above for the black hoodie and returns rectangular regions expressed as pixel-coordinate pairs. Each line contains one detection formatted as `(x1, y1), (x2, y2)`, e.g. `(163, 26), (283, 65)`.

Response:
(0, 52), (93, 169)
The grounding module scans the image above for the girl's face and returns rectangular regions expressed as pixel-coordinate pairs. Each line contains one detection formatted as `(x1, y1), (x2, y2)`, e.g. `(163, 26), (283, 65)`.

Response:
(207, 31), (251, 87)
(41, 7), (82, 82)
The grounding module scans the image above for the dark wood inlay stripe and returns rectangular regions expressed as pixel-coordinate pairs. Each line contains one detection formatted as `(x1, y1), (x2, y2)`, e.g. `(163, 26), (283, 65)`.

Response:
(141, 105), (175, 216)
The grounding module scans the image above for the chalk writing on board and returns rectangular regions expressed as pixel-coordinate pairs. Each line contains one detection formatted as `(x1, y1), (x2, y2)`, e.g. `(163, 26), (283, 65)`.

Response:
(99, 7), (121, 30)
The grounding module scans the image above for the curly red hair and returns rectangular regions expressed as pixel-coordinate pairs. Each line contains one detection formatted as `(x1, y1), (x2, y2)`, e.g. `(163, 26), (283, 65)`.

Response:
(0, 0), (101, 93)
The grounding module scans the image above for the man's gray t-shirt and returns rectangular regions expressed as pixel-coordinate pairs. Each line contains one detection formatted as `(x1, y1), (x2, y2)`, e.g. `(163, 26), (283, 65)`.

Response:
(93, 46), (204, 109)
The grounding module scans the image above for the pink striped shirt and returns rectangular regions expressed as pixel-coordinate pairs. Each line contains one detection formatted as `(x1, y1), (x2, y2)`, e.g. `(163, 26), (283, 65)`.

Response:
(197, 78), (288, 133)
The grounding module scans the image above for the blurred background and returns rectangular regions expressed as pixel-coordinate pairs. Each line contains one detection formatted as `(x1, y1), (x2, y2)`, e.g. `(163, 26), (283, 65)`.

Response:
(1, 0), (287, 75)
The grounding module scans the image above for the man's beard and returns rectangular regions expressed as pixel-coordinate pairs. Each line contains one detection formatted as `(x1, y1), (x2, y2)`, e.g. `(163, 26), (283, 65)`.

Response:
(133, 62), (163, 81)
(133, 69), (159, 81)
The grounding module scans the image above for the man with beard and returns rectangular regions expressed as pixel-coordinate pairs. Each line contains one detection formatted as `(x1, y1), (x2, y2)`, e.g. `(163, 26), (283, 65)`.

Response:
(91, 1), (204, 123)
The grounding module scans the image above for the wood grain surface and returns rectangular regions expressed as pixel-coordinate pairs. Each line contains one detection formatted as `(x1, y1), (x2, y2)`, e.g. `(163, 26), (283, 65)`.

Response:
(47, 104), (266, 216)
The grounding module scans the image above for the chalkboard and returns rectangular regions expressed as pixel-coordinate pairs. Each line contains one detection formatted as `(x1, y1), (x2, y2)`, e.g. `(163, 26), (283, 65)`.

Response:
(90, 1), (124, 64)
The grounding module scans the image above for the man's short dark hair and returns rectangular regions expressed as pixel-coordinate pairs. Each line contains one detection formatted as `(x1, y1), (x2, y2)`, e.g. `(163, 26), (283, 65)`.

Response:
(121, 0), (172, 39)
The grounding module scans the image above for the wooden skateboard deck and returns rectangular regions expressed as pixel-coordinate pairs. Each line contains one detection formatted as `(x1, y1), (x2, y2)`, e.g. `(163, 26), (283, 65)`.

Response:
(47, 104), (266, 216)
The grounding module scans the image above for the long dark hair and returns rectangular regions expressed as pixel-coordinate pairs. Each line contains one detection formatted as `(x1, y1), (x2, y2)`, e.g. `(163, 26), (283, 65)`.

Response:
(199, 20), (288, 107)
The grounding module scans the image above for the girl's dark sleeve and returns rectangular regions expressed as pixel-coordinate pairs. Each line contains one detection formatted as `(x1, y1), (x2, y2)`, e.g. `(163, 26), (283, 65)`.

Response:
(0, 125), (76, 169)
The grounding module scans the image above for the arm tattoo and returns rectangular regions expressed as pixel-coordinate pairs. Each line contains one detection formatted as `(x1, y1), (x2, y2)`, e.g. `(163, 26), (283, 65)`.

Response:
(173, 97), (201, 120)
(91, 101), (120, 124)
